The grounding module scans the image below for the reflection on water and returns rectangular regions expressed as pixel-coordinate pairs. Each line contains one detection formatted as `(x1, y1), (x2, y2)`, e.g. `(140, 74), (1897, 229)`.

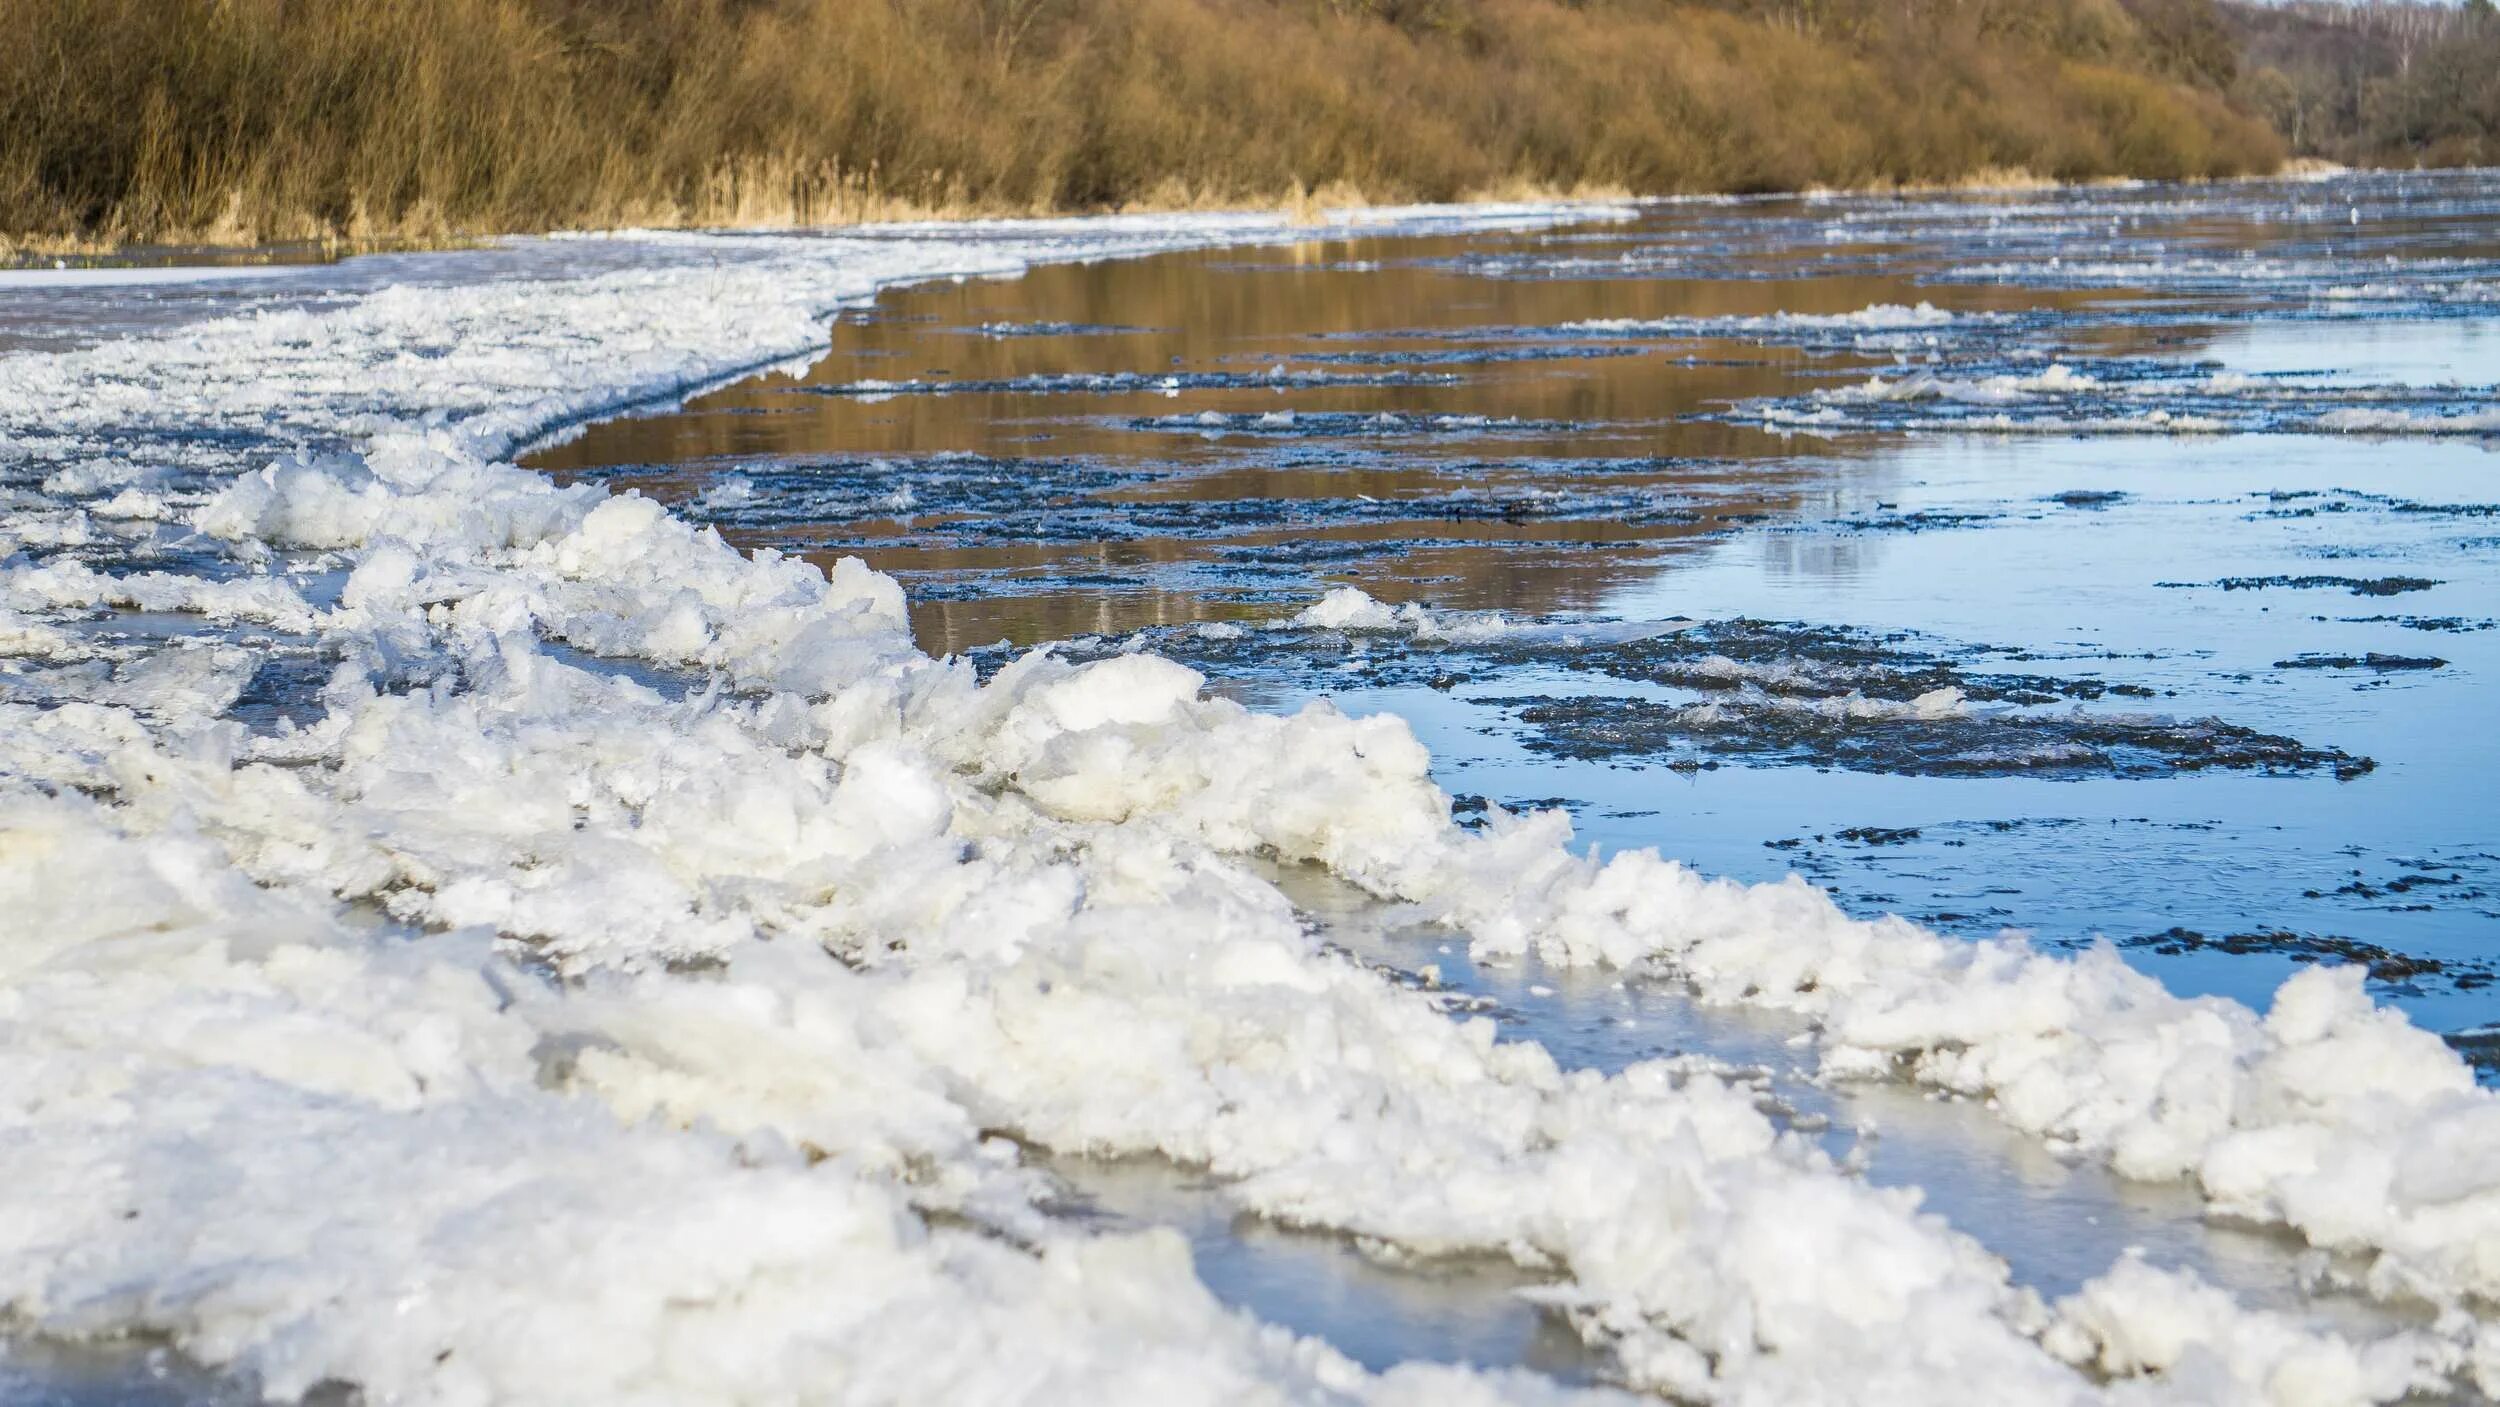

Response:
(529, 173), (2500, 1386)
(531, 218), (2072, 648)
(528, 173), (2500, 1022)
(531, 174), (2500, 653)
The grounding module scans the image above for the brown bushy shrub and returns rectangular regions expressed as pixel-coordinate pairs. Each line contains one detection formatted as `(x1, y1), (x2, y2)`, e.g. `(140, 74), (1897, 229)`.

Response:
(0, 0), (2287, 248)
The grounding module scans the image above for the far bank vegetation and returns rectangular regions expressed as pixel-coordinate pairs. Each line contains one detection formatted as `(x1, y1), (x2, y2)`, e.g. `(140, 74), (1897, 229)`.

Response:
(0, 0), (2347, 249)
(2222, 0), (2500, 169)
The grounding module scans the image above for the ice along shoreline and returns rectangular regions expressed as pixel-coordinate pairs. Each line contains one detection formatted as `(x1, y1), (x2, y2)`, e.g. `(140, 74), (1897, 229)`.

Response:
(0, 196), (2494, 1404)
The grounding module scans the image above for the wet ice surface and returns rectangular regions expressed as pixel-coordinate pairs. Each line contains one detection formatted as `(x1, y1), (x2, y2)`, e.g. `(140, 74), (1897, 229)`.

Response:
(531, 171), (2500, 1036)
(521, 174), (2500, 1383)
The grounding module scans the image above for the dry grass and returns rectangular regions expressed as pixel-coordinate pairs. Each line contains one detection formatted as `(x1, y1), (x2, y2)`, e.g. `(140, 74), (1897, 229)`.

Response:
(0, 0), (2288, 249)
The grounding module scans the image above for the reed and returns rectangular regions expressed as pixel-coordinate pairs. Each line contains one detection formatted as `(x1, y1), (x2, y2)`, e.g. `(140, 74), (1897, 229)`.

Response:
(0, 0), (2289, 249)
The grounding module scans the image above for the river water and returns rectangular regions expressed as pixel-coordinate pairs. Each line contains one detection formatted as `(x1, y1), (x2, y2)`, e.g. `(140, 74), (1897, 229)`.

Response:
(6, 175), (2496, 1399)
(532, 173), (2500, 1036)
(519, 172), (2500, 1378)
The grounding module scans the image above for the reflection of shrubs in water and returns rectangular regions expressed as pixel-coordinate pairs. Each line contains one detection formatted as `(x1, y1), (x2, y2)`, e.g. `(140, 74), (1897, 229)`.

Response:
(1123, 411), (1577, 440)
(667, 456), (1147, 531)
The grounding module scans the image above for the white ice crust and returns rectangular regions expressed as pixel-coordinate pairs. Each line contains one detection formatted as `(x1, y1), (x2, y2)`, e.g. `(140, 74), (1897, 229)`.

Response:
(1564, 301), (1970, 338)
(1741, 359), (2493, 439)
(2, 210), (2495, 1405)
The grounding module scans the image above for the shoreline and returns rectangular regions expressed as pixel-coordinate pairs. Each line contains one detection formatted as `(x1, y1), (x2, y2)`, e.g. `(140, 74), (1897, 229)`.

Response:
(0, 159), (2389, 268)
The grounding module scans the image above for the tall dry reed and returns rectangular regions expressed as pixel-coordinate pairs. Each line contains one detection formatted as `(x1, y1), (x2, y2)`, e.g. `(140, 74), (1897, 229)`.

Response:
(0, 0), (2287, 248)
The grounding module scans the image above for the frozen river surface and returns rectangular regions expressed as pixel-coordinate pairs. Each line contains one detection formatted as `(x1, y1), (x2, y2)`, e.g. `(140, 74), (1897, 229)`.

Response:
(536, 176), (2500, 1044)
(3, 180), (2498, 1404)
